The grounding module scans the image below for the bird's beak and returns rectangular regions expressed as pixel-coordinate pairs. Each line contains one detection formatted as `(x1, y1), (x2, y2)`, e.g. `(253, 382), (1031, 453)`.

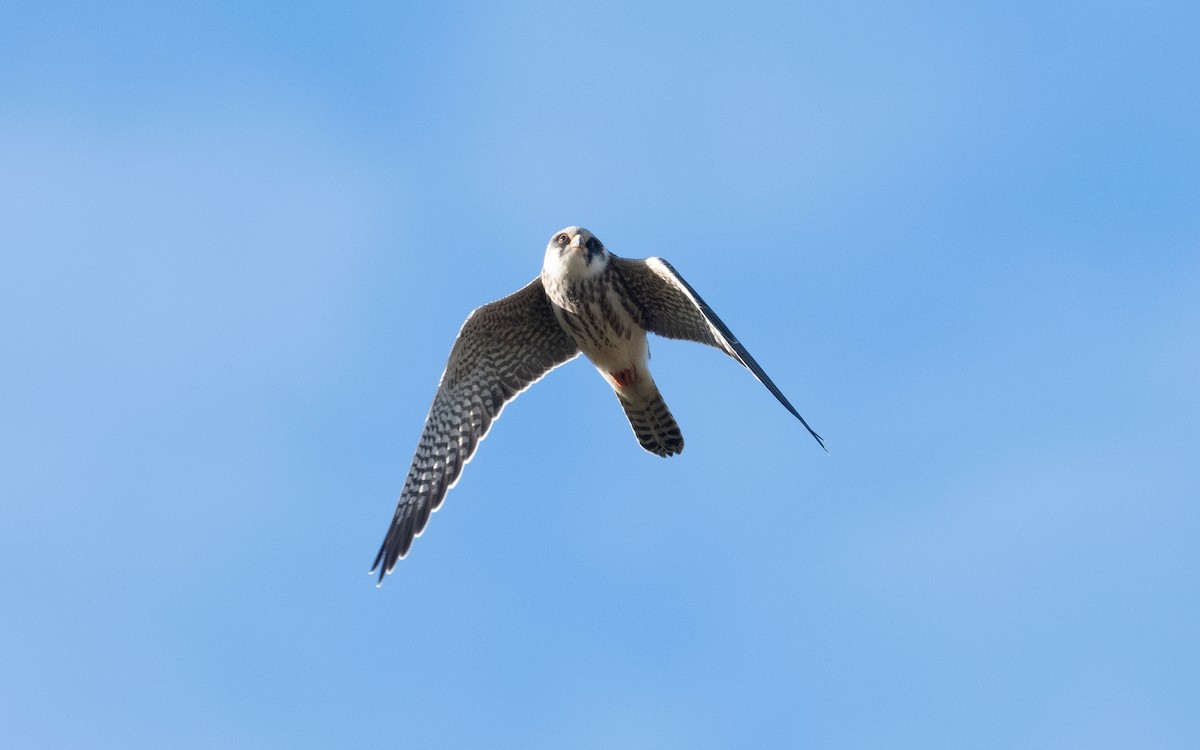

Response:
(567, 235), (584, 253)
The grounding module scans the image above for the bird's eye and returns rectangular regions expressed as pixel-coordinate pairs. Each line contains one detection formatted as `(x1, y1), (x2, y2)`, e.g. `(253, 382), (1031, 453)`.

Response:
(556, 233), (570, 245)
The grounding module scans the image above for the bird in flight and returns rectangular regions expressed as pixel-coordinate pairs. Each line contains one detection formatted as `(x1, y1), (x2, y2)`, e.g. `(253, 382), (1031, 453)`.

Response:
(371, 226), (824, 584)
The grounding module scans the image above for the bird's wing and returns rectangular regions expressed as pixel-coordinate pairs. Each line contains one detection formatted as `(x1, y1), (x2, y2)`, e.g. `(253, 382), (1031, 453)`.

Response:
(371, 277), (579, 583)
(611, 256), (825, 450)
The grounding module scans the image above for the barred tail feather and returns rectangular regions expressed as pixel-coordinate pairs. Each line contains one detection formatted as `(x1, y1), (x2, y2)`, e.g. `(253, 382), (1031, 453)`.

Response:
(616, 387), (684, 457)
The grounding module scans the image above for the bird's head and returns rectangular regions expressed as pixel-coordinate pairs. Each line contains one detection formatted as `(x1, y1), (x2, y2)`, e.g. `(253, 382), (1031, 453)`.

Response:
(543, 226), (609, 279)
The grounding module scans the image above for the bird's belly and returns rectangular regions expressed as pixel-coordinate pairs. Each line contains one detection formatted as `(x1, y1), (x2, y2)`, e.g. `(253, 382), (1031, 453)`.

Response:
(554, 303), (647, 374)
(576, 330), (647, 372)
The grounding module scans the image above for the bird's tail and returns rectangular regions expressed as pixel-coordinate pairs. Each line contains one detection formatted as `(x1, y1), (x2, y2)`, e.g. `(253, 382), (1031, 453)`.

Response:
(615, 377), (684, 457)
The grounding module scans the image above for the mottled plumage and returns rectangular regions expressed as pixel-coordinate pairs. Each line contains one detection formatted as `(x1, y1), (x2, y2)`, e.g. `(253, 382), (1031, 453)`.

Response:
(371, 227), (823, 584)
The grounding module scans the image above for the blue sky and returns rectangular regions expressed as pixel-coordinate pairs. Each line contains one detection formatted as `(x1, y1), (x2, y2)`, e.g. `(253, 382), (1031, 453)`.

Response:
(2, 1), (1198, 747)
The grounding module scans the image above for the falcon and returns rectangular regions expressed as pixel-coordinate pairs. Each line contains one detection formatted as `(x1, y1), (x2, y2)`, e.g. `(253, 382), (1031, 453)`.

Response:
(371, 226), (824, 583)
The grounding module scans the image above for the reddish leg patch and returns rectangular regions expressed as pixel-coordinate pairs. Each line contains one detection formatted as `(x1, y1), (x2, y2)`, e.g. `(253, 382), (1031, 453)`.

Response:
(611, 367), (638, 388)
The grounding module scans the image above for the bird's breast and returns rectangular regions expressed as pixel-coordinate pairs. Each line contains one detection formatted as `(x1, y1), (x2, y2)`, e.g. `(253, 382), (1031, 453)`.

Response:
(544, 275), (646, 367)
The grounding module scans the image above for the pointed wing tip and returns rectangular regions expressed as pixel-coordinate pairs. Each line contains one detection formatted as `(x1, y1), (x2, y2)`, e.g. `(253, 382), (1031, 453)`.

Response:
(370, 543), (395, 587)
(372, 562), (393, 587)
(370, 537), (411, 587)
(787, 410), (827, 453)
